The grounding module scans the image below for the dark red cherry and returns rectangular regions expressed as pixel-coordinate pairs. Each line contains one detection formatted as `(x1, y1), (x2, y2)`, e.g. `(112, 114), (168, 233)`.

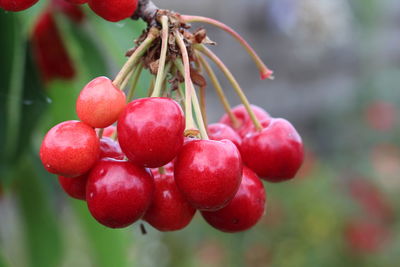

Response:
(201, 166), (266, 232)
(40, 121), (100, 177)
(208, 123), (242, 148)
(219, 104), (271, 138)
(88, 0), (138, 22)
(86, 159), (154, 228)
(144, 172), (196, 231)
(174, 139), (242, 211)
(241, 118), (304, 182)
(100, 137), (124, 160)
(0, 0), (38, 11)
(58, 174), (88, 200)
(64, 0), (87, 4)
(118, 97), (185, 168)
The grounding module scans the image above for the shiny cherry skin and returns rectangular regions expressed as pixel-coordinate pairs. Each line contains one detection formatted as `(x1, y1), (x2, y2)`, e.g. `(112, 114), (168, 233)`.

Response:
(144, 172), (196, 231)
(208, 123), (242, 149)
(76, 76), (126, 128)
(40, 121), (100, 177)
(88, 0), (138, 22)
(174, 140), (242, 211)
(100, 137), (124, 160)
(58, 174), (88, 200)
(86, 159), (154, 228)
(102, 125), (116, 138)
(219, 104), (271, 138)
(241, 118), (304, 182)
(0, 0), (38, 11)
(118, 97), (185, 168)
(201, 166), (266, 233)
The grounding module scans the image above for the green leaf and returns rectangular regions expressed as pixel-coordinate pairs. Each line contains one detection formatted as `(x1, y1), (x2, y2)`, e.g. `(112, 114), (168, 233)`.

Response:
(14, 156), (63, 267)
(72, 202), (132, 267)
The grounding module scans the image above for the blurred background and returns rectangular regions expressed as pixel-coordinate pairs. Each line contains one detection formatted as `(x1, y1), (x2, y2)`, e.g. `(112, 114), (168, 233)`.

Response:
(1, 0), (400, 266)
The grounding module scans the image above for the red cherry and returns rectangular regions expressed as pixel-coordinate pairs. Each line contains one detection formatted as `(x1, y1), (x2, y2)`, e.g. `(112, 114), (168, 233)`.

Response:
(100, 137), (124, 160)
(31, 11), (75, 82)
(144, 172), (196, 231)
(151, 162), (174, 176)
(58, 174), (88, 200)
(118, 97), (185, 168)
(208, 123), (242, 148)
(201, 166), (266, 233)
(102, 125), (116, 138)
(76, 77), (126, 128)
(0, 0), (38, 11)
(88, 0), (138, 22)
(241, 118), (304, 182)
(53, 0), (86, 23)
(219, 104), (271, 137)
(174, 140), (242, 211)
(40, 121), (100, 177)
(86, 159), (154, 228)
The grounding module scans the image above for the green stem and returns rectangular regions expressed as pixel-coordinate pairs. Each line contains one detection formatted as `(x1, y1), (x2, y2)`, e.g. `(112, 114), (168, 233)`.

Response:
(126, 63), (144, 102)
(175, 60), (209, 140)
(182, 15), (274, 80)
(151, 16), (170, 97)
(174, 30), (199, 137)
(197, 53), (240, 129)
(5, 36), (26, 157)
(113, 28), (159, 88)
(195, 44), (263, 131)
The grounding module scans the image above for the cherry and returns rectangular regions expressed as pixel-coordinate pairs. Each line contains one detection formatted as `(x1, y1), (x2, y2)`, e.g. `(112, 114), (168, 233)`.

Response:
(88, 0), (138, 22)
(31, 11), (76, 82)
(241, 118), (304, 182)
(58, 174), (88, 200)
(144, 172), (196, 231)
(86, 159), (154, 228)
(118, 97), (185, 168)
(0, 0), (38, 11)
(174, 139), (242, 211)
(100, 137), (124, 160)
(76, 76), (126, 128)
(219, 104), (271, 138)
(53, 0), (86, 23)
(201, 166), (266, 233)
(208, 123), (242, 149)
(40, 120), (100, 177)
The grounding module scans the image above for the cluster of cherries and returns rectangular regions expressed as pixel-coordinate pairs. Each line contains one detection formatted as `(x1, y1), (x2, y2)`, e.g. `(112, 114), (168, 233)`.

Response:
(0, 0), (139, 22)
(7, 0), (304, 233)
(39, 73), (303, 232)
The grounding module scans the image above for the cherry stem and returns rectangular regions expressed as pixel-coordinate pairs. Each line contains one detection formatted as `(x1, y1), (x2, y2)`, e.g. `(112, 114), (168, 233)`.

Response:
(120, 66), (135, 91)
(126, 63), (144, 102)
(151, 16), (170, 97)
(98, 128), (104, 139)
(182, 15), (274, 80)
(195, 44), (263, 131)
(147, 77), (156, 97)
(174, 30), (200, 137)
(175, 60), (209, 140)
(158, 166), (165, 175)
(193, 55), (208, 127)
(113, 28), (159, 88)
(197, 53), (240, 129)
